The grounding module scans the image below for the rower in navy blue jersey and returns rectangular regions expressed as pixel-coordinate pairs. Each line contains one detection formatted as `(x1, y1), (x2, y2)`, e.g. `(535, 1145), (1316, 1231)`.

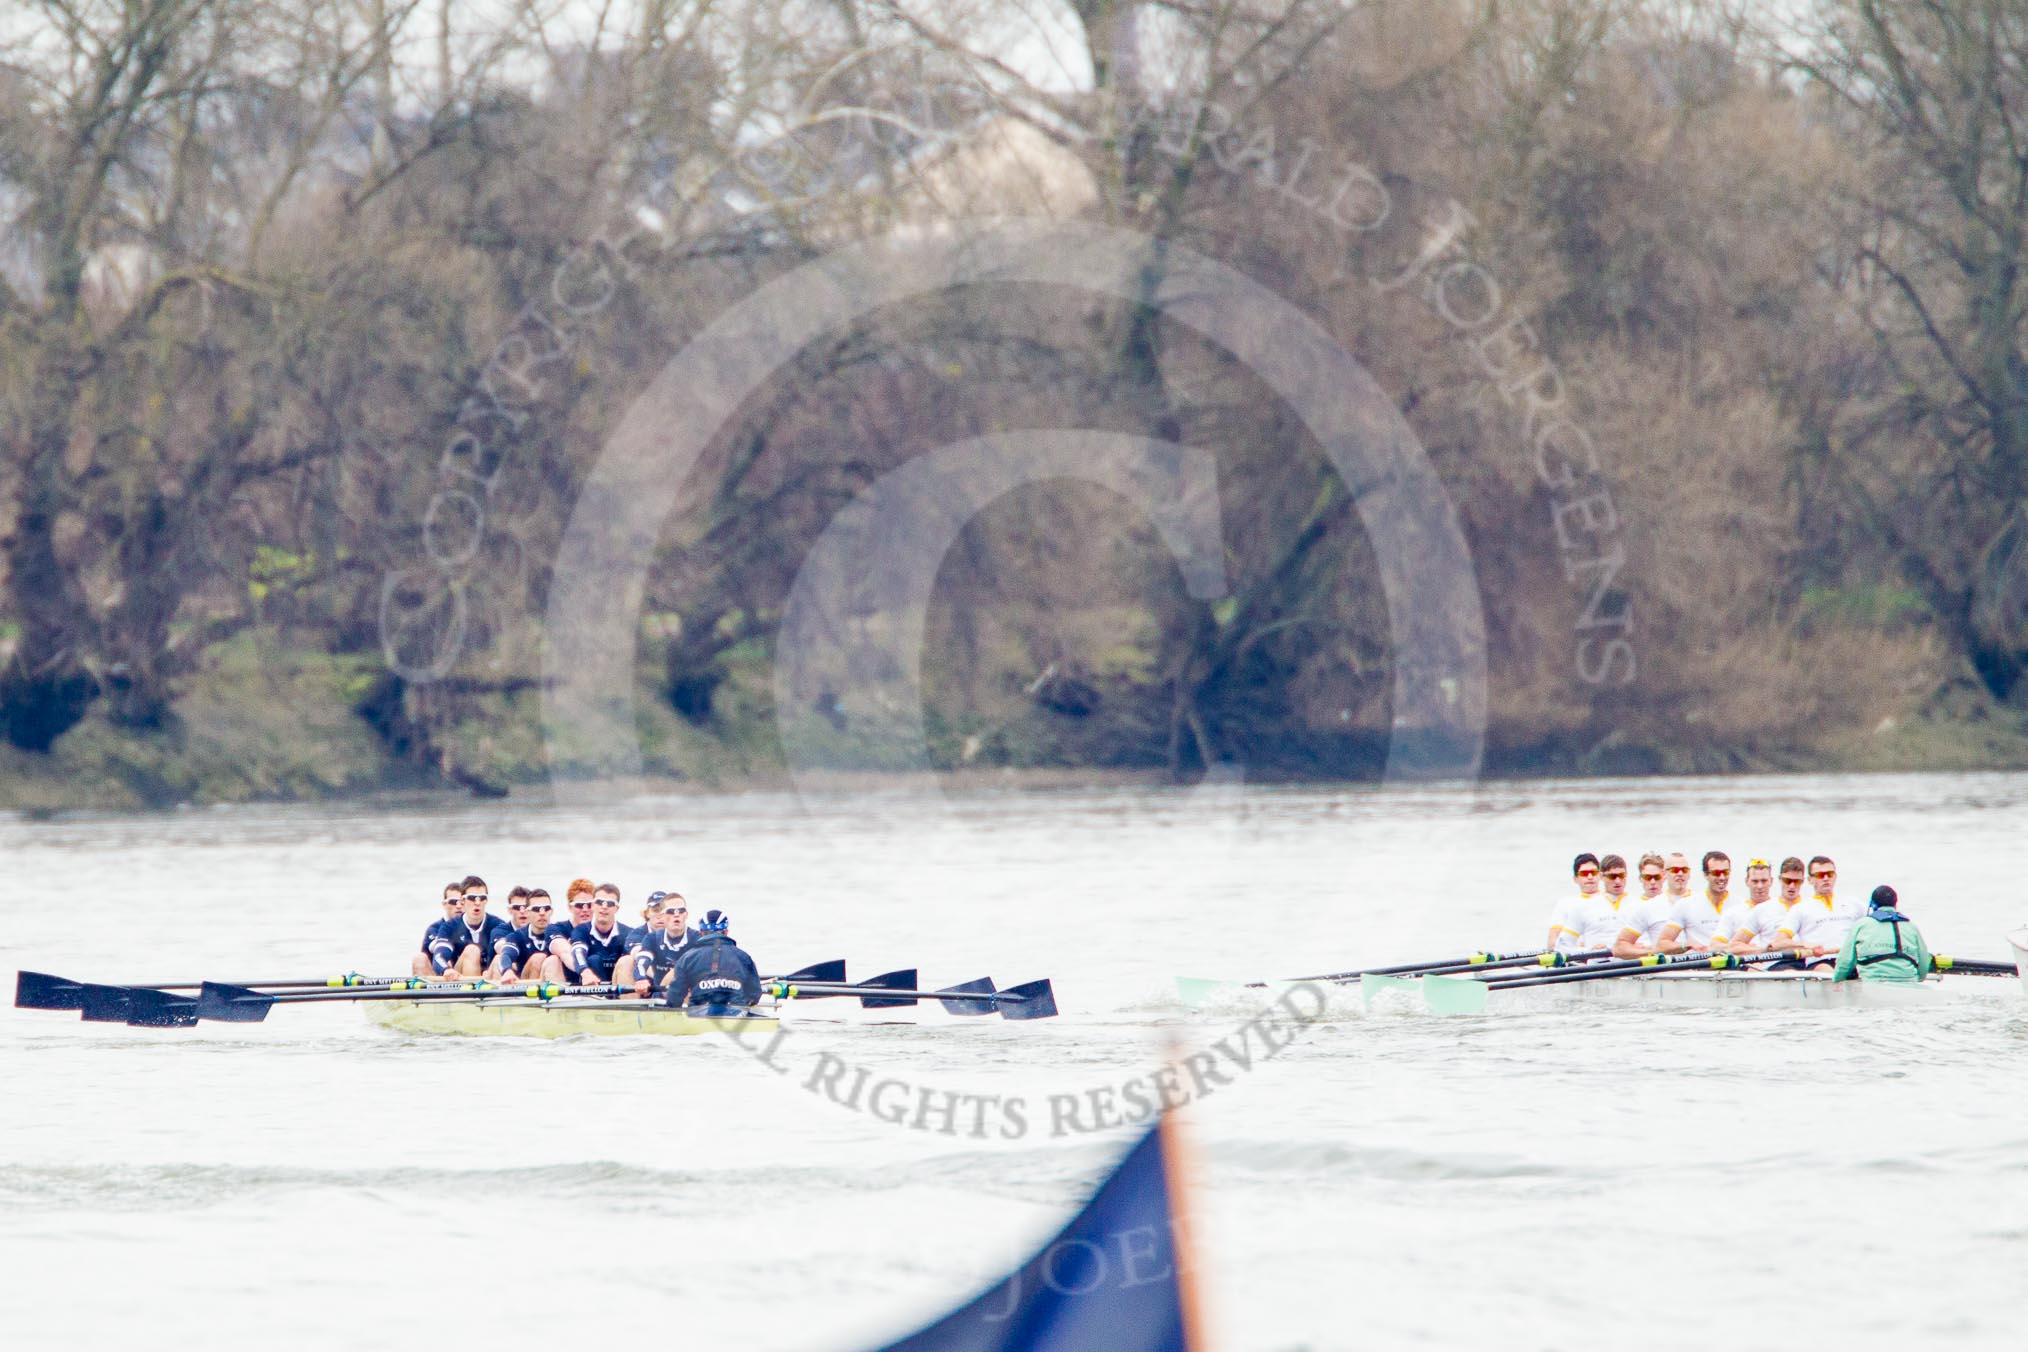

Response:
(567, 882), (632, 985)
(628, 892), (699, 998)
(491, 887), (566, 984)
(615, 890), (673, 995)
(662, 909), (761, 1012)
(554, 879), (597, 968)
(428, 876), (518, 978)
(411, 881), (465, 978)
(502, 885), (531, 934)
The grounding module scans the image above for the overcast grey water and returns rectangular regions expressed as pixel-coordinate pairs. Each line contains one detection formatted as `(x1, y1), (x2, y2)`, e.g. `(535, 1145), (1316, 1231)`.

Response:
(3, 772), (2026, 1351)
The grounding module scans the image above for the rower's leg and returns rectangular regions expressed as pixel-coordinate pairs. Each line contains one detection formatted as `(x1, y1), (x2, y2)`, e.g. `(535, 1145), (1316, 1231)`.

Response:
(614, 955), (640, 997)
(452, 947), (483, 978)
(410, 953), (433, 978)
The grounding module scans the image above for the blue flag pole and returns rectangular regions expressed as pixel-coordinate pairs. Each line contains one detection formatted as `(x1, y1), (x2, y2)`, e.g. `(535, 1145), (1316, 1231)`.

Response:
(874, 1112), (1205, 1352)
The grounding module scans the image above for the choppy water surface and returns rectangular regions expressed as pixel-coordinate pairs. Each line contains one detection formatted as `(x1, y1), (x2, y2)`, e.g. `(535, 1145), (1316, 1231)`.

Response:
(3, 772), (2026, 1350)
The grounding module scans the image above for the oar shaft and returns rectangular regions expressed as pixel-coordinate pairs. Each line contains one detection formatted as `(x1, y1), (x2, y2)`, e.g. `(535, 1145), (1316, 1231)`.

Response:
(88, 977), (400, 992)
(1936, 958), (2019, 976)
(1288, 949), (1548, 984)
(257, 983), (625, 1005)
(780, 982), (1023, 1003)
(1413, 949), (1610, 978)
(1486, 951), (1786, 990)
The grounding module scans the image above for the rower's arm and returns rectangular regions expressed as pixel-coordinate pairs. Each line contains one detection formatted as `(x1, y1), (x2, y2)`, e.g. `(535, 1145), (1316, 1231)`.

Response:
(1610, 926), (1651, 960)
(1654, 922), (1687, 954)
(1774, 925), (1826, 957)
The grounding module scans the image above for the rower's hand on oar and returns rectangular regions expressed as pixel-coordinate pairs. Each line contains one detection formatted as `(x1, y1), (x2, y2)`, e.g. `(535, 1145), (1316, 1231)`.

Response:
(633, 980), (653, 998)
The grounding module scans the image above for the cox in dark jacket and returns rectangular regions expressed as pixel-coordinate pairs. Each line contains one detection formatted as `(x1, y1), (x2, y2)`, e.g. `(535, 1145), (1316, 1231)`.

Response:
(663, 913), (761, 1010)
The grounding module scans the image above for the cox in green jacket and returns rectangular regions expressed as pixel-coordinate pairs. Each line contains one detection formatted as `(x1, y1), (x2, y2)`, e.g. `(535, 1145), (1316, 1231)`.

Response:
(1833, 901), (1933, 983)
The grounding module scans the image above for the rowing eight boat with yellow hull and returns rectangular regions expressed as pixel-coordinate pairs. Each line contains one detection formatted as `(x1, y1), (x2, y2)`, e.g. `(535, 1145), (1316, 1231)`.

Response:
(15, 963), (1058, 1029)
(360, 996), (780, 1039)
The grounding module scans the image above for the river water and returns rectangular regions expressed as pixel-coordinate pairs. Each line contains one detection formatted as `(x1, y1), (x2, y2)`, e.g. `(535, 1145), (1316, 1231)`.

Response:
(3, 771), (2025, 1350)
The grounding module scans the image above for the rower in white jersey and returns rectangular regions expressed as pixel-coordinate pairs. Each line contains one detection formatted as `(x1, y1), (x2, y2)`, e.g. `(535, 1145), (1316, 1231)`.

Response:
(1773, 855), (1858, 968)
(1546, 853), (1601, 954)
(1652, 850), (1749, 953)
(1730, 858), (1800, 955)
(1549, 853), (1638, 957)
(1609, 853), (1677, 957)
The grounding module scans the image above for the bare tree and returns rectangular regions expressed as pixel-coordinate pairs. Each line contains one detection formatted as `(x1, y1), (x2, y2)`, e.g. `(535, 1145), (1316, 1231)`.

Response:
(1785, 0), (2028, 696)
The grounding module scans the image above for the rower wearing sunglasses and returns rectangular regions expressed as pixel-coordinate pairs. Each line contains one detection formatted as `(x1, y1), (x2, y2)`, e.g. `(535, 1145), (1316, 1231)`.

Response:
(628, 892), (700, 998)
(1547, 853), (1632, 959)
(1609, 852), (1679, 957)
(502, 886), (531, 934)
(1648, 851), (1746, 953)
(1728, 858), (1795, 956)
(550, 879), (598, 970)
(613, 892), (668, 995)
(565, 882), (631, 986)
(411, 881), (464, 978)
(427, 876), (518, 978)
(662, 909), (762, 1013)
(1771, 856), (1855, 968)
(492, 887), (566, 984)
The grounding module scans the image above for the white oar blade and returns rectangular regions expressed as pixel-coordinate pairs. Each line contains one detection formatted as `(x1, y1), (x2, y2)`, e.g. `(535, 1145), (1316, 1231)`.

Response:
(1422, 974), (1490, 1015)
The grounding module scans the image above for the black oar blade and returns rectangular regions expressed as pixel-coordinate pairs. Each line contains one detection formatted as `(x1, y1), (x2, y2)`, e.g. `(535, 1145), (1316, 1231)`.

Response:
(125, 988), (199, 1028)
(78, 984), (136, 1023)
(14, 970), (84, 1011)
(857, 968), (920, 1009)
(196, 981), (275, 1024)
(781, 960), (847, 985)
(997, 978), (1058, 1021)
(935, 977), (999, 1016)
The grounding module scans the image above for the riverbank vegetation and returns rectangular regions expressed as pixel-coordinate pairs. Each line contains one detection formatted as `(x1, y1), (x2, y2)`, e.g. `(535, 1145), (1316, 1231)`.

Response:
(5, 0), (2028, 809)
